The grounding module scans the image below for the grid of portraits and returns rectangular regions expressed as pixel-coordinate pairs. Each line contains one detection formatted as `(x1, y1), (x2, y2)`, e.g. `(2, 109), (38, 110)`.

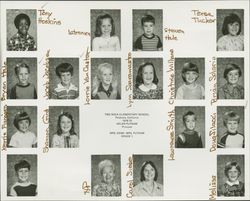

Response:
(1, 5), (248, 200)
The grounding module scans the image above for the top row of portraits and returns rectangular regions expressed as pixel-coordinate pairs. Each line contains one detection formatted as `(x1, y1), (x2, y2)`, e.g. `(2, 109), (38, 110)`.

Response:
(6, 9), (244, 52)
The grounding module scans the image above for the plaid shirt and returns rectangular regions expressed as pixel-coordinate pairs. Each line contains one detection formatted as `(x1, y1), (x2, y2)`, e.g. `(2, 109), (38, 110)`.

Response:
(7, 32), (37, 51)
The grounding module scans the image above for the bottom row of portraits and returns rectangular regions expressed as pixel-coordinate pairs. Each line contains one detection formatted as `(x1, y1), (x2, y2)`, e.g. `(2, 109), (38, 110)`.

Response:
(6, 154), (244, 197)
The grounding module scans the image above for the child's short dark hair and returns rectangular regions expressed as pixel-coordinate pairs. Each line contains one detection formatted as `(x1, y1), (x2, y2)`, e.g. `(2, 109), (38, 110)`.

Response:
(14, 13), (31, 29)
(140, 161), (158, 181)
(55, 63), (74, 77)
(224, 161), (241, 178)
(14, 160), (31, 172)
(223, 111), (240, 126)
(183, 111), (196, 123)
(222, 13), (241, 35)
(141, 14), (155, 26)
(181, 62), (199, 82)
(94, 14), (115, 37)
(135, 62), (159, 88)
(223, 63), (242, 79)
(15, 62), (30, 75)
(13, 111), (31, 130)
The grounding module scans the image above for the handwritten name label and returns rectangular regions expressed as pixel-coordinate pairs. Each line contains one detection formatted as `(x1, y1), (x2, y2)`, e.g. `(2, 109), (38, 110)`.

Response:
(83, 47), (91, 105)
(68, 29), (90, 36)
(1, 104), (7, 151)
(43, 50), (50, 99)
(167, 49), (175, 105)
(38, 9), (62, 25)
(167, 109), (175, 160)
(209, 113), (217, 152)
(42, 109), (49, 153)
(1, 105), (8, 151)
(209, 57), (217, 105)
(82, 181), (91, 195)
(209, 175), (217, 200)
(126, 156), (133, 198)
(191, 10), (216, 23)
(1, 62), (7, 101)
(165, 27), (185, 41)
(126, 52), (133, 108)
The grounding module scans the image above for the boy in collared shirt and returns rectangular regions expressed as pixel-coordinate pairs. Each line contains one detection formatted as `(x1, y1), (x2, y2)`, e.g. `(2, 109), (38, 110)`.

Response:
(51, 63), (79, 99)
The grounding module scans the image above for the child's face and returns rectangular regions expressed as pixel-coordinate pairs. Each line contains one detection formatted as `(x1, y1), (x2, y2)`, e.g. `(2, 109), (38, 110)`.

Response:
(226, 120), (239, 133)
(60, 72), (72, 86)
(17, 67), (30, 86)
(100, 67), (113, 86)
(184, 71), (198, 84)
(227, 166), (239, 182)
(184, 115), (196, 131)
(228, 22), (240, 36)
(142, 65), (154, 85)
(101, 18), (112, 37)
(226, 69), (240, 85)
(102, 166), (115, 184)
(17, 167), (30, 183)
(18, 119), (29, 133)
(143, 22), (154, 37)
(143, 164), (155, 182)
(60, 115), (72, 134)
(18, 18), (29, 35)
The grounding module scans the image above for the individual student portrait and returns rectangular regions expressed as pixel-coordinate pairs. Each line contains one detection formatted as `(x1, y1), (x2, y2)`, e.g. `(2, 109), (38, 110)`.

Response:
(217, 106), (244, 148)
(133, 9), (163, 51)
(91, 9), (121, 51)
(49, 106), (79, 148)
(7, 106), (37, 148)
(217, 58), (244, 100)
(217, 9), (244, 51)
(49, 58), (79, 99)
(6, 9), (37, 51)
(217, 155), (245, 197)
(175, 58), (205, 100)
(7, 57), (37, 99)
(91, 155), (121, 197)
(133, 58), (163, 99)
(7, 154), (37, 196)
(133, 155), (163, 197)
(175, 106), (205, 148)
(91, 58), (121, 100)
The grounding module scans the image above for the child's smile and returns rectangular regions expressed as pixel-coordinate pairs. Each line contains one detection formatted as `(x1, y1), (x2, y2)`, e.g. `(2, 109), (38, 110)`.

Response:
(100, 68), (113, 86)
(226, 120), (238, 133)
(142, 65), (154, 86)
(101, 18), (112, 37)
(228, 22), (240, 36)
(143, 164), (155, 181)
(227, 70), (239, 85)
(143, 22), (154, 37)
(18, 119), (29, 133)
(60, 72), (72, 87)
(60, 116), (72, 133)
(185, 115), (196, 131)
(18, 19), (29, 36)
(185, 71), (198, 85)
(17, 67), (29, 86)
(228, 166), (239, 182)
(17, 167), (29, 183)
